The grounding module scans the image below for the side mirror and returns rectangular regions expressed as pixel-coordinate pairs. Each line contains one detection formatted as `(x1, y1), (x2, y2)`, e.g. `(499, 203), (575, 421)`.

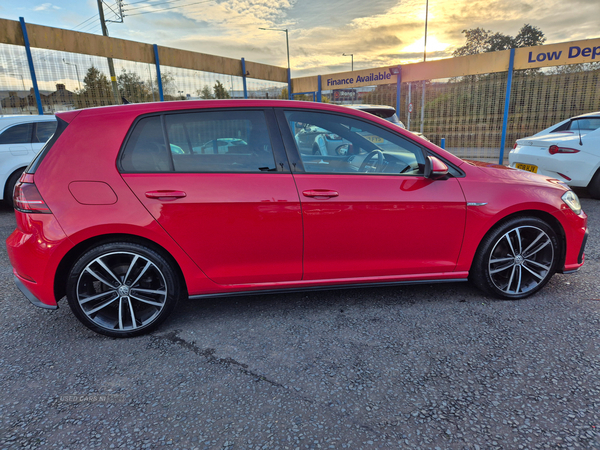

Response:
(424, 155), (449, 180)
(335, 144), (350, 156)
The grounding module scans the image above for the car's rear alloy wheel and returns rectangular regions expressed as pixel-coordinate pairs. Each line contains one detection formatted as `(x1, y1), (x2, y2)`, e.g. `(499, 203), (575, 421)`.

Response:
(67, 242), (180, 337)
(471, 217), (559, 299)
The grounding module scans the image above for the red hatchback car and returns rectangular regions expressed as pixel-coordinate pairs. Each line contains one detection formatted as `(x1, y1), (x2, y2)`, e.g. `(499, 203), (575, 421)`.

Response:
(7, 100), (588, 337)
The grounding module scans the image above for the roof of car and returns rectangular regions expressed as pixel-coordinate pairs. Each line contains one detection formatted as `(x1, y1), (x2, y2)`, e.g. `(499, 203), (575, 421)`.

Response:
(55, 99), (396, 124)
(575, 111), (600, 118)
(346, 104), (396, 111)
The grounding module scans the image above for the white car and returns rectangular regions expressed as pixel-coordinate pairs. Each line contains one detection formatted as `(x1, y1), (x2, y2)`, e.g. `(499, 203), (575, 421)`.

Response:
(0, 115), (57, 207)
(509, 112), (600, 199)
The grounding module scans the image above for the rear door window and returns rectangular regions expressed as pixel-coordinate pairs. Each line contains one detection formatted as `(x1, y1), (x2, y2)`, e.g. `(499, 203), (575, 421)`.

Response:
(120, 110), (277, 173)
(0, 123), (33, 145)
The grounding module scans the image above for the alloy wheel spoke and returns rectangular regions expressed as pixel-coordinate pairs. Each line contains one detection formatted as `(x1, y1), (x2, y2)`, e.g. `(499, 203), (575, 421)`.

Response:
(118, 297), (124, 330)
(131, 287), (167, 295)
(130, 294), (164, 307)
(490, 256), (515, 264)
(522, 264), (545, 280)
(515, 228), (523, 254)
(123, 255), (139, 286)
(522, 231), (545, 256)
(523, 239), (551, 258)
(515, 265), (522, 293)
(525, 258), (551, 271)
(129, 261), (152, 288)
(504, 232), (516, 256)
(490, 261), (515, 274)
(79, 289), (117, 305)
(86, 294), (119, 315)
(127, 297), (137, 329)
(506, 265), (517, 293)
(85, 267), (116, 289)
(96, 258), (123, 285)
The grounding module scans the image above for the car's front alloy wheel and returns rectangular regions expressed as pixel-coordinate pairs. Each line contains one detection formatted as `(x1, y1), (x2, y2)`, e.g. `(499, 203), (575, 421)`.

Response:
(67, 242), (180, 337)
(471, 217), (559, 299)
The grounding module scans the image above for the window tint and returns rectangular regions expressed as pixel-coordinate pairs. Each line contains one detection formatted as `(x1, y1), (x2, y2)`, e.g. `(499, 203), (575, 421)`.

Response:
(165, 111), (276, 173)
(0, 123), (32, 145)
(568, 118), (600, 132)
(34, 121), (58, 143)
(121, 116), (172, 172)
(284, 110), (425, 175)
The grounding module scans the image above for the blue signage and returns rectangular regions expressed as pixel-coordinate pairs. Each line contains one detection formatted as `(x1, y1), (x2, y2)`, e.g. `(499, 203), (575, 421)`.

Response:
(527, 45), (600, 63)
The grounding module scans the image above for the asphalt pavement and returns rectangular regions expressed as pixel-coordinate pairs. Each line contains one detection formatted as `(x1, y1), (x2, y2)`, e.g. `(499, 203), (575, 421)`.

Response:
(0, 191), (598, 449)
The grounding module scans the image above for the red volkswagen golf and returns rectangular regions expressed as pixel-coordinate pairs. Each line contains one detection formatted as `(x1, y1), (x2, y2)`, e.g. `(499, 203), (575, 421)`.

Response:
(6, 100), (588, 337)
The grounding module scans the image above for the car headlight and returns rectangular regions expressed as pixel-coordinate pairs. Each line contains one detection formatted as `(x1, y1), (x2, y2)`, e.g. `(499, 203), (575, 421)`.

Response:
(562, 190), (582, 215)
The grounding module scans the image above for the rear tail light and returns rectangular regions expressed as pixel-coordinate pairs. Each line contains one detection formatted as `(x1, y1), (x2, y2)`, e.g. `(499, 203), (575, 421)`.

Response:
(513, 142), (518, 149)
(13, 174), (51, 213)
(549, 145), (579, 155)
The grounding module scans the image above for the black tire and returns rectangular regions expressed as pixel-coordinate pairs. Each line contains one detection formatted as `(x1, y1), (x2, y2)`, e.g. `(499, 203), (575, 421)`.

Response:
(588, 168), (600, 200)
(4, 169), (24, 208)
(66, 242), (181, 338)
(470, 216), (559, 299)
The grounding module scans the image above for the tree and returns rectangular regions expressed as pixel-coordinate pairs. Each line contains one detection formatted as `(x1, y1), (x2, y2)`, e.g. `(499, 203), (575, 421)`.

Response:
(213, 80), (231, 99)
(453, 24), (545, 57)
(514, 24), (546, 48)
(198, 85), (214, 99)
(117, 69), (151, 103)
(76, 65), (113, 107)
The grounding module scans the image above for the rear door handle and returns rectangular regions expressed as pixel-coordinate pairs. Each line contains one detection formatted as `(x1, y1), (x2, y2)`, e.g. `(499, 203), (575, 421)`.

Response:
(302, 189), (339, 199)
(145, 190), (187, 200)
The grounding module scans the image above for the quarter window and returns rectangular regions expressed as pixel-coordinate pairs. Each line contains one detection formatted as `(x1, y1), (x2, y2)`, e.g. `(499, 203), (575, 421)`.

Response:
(34, 122), (58, 143)
(0, 123), (33, 145)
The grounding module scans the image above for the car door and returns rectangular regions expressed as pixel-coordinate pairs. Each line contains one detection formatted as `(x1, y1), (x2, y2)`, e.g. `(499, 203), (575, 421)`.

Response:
(119, 108), (302, 285)
(276, 108), (467, 280)
(0, 122), (33, 158)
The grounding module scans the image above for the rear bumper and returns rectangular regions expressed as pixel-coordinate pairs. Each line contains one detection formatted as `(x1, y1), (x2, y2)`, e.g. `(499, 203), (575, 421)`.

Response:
(14, 274), (57, 310)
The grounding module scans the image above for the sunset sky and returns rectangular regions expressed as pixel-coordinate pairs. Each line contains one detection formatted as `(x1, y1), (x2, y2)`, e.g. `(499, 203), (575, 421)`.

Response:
(1, 0), (599, 77)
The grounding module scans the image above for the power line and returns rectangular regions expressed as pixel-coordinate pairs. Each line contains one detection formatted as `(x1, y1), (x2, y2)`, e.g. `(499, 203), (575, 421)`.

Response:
(73, 14), (98, 30)
(123, 0), (188, 11)
(124, 0), (212, 16)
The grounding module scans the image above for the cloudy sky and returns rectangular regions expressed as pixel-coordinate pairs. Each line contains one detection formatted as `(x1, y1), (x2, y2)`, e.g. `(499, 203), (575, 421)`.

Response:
(1, 0), (599, 77)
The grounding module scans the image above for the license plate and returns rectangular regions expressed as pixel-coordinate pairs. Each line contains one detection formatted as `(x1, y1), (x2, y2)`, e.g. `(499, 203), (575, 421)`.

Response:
(515, 163), (538, 173)
(364, 135), (384, 143)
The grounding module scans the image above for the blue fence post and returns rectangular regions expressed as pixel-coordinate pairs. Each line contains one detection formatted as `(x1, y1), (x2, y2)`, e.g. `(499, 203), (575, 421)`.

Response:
(287, 68), (292, 100)
(440, 138), (445, 149)
(499, 48), (515, 165)
(395, 66), (402, 118)
(19, 18), (43, 115)
(317, 75), (322, 102)
(241, 58), (248, 99)
(153, 44), (164, 101)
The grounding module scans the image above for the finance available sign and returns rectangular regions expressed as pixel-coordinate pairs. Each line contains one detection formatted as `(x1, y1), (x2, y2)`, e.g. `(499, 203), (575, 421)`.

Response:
(325, 69), (396, 89)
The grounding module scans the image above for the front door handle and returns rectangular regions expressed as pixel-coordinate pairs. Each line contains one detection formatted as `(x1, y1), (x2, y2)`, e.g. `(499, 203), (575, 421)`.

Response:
(302, 189), (339, 199)
(145, 190), (187, 200)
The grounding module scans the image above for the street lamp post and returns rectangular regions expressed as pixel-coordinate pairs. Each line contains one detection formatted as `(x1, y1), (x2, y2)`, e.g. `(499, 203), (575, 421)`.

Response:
(342, 53), (353, 71)
(259, 27), (290, 76)
(420, 0), (429, 134)
(63, 59), (81, 91)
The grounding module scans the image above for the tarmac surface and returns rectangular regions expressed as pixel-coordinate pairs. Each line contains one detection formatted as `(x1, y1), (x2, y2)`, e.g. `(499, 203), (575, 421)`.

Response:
(0, 189), (598, 449)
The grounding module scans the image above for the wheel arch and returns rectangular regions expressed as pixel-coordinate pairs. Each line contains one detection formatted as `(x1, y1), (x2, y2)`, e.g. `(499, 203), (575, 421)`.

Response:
(3, 166), (27, 201)
(469, 209), (566, 275)
(53, 233), (188, 302)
